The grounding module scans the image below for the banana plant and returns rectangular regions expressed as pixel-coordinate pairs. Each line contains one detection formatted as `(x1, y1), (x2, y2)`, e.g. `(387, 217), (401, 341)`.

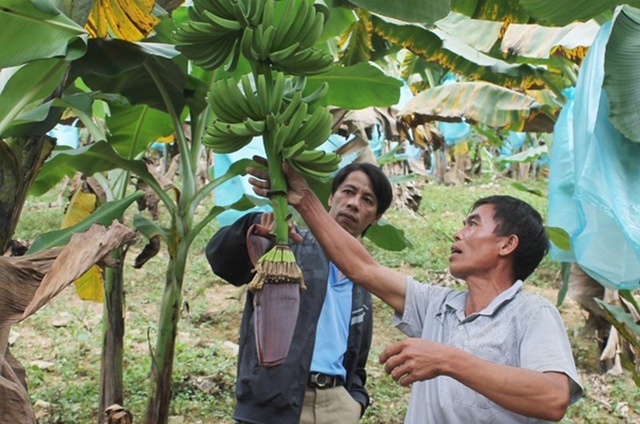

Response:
(174, 0), (354, 367)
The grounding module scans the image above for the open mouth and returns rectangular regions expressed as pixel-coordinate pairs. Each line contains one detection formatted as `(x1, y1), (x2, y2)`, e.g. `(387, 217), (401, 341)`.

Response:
(450, 245), (462, 255)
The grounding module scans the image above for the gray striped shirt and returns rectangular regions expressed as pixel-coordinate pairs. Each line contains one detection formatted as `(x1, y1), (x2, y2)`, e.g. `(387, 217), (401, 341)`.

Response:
(394, 278), (583, 423)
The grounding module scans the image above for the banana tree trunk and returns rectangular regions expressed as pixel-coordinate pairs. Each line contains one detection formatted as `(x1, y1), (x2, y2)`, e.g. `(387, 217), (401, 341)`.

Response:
(0, 136), (56, 253)
(144, 238), (188, 424)
(99, 248), (127, 421)
(0, 326), (9, 373)
(0, 135), (56, 421)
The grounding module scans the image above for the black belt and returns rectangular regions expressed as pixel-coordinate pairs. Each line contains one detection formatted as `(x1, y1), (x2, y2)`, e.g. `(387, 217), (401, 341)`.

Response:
(308, 372), (344, 389)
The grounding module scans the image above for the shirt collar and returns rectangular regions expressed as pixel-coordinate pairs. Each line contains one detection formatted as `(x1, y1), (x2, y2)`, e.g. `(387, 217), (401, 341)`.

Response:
(445, 280), (524, 322)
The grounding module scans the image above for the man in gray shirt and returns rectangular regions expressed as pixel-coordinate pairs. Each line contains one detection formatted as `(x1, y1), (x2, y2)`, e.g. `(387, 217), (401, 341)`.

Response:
(247, 157), (583, 423)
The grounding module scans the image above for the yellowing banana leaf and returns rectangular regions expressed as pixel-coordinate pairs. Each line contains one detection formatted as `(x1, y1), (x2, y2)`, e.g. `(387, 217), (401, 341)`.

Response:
(74, 265), (105, 302)
(23, 223), (135, 319)
(502, 19), (600, 63)
(373, 15), (547, 89)
(86, 0), (159, 41)
(603, 5), (640, 143)
(27, 191), (143, 254)
(339, 9), (374, 66)
(61, 189), (98, 228)
(0, 0), (88, 68)
(452, 0), (531, 22)
(60, 188), (104, 303)
(435, 12), (504, 53)
(400, 81), (555, 132)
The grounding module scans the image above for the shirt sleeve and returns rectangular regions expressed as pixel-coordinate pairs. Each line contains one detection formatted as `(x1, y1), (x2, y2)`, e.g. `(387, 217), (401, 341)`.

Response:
(393, 277), (454, 338)
(519, 299), (584, 404)
(205, 212), (262, 286)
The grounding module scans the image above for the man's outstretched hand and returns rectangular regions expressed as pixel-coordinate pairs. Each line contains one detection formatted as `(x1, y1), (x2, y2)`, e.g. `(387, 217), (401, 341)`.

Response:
(246, 156), (312, 207)
(253, 211), (304, 244)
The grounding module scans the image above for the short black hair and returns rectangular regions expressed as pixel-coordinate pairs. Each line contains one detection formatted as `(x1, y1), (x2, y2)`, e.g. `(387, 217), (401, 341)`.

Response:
(471, 195), (549, 282)
(331, 162), (393, 217)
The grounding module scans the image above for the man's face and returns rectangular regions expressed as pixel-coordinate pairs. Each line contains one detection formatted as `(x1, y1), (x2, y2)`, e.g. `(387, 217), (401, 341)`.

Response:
(328, 170), (381, 237)
(449, 204), (506, 280)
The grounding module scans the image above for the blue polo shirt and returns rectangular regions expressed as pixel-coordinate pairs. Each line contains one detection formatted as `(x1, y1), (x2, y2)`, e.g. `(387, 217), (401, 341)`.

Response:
(309, 262), (353, 380)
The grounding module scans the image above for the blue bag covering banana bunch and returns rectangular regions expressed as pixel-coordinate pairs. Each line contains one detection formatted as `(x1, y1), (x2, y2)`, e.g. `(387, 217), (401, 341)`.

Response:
(175, 0), (339, 367)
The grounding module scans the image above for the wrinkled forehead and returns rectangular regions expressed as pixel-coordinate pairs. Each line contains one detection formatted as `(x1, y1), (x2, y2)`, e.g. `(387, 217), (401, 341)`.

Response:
(338, 171), (376, 197)
(466, 204), (497, 223)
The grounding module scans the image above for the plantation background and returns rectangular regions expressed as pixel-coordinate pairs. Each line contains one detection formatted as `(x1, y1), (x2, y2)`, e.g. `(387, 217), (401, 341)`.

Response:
(11, 174), (640, 423)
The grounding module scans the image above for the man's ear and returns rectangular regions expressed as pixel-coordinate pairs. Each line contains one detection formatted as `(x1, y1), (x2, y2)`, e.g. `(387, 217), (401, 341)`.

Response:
(499, 234), (519, 256)
(327, 194), (334, 207)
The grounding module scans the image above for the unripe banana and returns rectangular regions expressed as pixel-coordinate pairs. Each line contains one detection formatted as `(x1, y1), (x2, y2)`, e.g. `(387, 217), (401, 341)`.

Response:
(278, 90), (303, 125)
(244, 117), (266, 134)
(271, 72), (286, 115)
(302, 82), (329, 108)
(257, 25), (276, 61)
(204, 121), (254, 153)
(289, 107), (332, 150)
(240, 74), (263, 118)
(288, 159), (332, 180)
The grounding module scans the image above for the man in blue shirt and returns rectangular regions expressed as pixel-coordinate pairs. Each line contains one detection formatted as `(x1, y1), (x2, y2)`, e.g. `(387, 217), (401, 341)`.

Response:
(206, 161), (393, 424)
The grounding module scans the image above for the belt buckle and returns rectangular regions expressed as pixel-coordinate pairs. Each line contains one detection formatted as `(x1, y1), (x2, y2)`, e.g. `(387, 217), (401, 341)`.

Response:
(310, 373), (331, 389)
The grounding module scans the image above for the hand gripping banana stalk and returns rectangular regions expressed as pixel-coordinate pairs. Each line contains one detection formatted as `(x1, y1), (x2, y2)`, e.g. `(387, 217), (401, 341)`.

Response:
(175, 0), (339, 367)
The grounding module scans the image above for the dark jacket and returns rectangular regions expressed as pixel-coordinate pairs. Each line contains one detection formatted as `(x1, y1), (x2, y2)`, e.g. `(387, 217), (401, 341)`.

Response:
(206, 213), (373, 424)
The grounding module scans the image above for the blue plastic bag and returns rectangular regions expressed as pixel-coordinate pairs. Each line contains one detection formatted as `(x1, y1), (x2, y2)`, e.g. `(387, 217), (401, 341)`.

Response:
(548, 20), (640, 290)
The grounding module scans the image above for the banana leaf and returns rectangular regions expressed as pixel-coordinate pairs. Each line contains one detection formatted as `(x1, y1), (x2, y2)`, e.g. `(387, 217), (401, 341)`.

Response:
(347, 0), (450, 23)
(27, 192), (143, 253)
(308, 62), (403, 109)
(519, 0), (638, 25)
(452, 0), (531, 21)
(69, 38), (207, 117)
(0, 60), (68, 137)
(106, 104), (175, 158)
(400, 81), (555, 132)
(366, 218), (413, 251)
(373, 15), (547, 89)
(603, 5), (640, 143)
(86, 0), (159, 41)
(502, 19), (600, 63)
(0, 0), (87, 68)
(31, 141), (160, 196)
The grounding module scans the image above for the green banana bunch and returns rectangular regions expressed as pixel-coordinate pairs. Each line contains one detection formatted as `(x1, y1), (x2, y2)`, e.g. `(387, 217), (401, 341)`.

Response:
(174, 0), (266, 70)
(203, 118), (266, 153)
(205, 71), (338, 179)
(288, 149), (341, 180)
(238, 0), (334, 76)
(208, 77), (255, 123)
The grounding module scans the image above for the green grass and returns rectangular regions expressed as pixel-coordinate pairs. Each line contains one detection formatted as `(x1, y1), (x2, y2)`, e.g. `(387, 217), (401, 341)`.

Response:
(9, 175), (640, 423)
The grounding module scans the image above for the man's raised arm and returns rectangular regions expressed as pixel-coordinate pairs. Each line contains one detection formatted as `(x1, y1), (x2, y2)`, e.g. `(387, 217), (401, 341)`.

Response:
(247, 157), (407, 314)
